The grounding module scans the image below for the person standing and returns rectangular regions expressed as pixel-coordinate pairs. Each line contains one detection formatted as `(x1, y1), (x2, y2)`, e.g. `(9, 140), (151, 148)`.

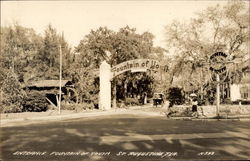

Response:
(143, 92), (147, 105)
(192, 98), (198, 118)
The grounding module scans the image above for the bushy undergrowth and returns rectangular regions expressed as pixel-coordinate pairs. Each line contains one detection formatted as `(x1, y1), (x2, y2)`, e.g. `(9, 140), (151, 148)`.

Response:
(22, 91), (48, 112)
(167, 87), (185, 107)
(0, 70), (26, 113)
(60, 102), (96, 112)
(124, 97), (140, 106)
(0, 104), (23, 113)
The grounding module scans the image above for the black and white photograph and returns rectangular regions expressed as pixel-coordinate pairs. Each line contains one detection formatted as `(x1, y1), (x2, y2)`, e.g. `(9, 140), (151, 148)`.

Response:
(0, 0), (249, 161)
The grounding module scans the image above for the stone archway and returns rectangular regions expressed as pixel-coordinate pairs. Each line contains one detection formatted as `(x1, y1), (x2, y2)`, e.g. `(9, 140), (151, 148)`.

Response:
(99, 59), (166, 110)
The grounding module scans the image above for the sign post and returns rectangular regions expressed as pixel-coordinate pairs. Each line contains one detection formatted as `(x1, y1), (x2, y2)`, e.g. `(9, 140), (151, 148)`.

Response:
(209, 52), (228, 118)
(58, 44), (62, 114)
(216, 74), (220, 117)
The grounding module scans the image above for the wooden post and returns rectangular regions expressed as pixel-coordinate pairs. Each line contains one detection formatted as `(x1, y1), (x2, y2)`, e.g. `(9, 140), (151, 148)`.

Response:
(222, 83), (225, 100)
(58, 44), (62, 114)
(216, 74), (220, 117)
(46, 97), (57, 109)
(113, 79), (117, 108)
(56, 95), (59, 106)
(200, 68), (203, 100)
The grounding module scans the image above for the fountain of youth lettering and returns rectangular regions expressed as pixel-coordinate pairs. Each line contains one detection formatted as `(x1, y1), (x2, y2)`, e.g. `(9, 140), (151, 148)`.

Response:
(99, 59), (167, 110)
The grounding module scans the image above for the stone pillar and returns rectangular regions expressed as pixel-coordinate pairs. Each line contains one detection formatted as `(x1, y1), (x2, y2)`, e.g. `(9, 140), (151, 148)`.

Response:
(99, 61), (111, 110)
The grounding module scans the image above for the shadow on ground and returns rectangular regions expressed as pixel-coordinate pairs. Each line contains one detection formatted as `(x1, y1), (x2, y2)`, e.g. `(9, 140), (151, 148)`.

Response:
(1, 115), (250, 161)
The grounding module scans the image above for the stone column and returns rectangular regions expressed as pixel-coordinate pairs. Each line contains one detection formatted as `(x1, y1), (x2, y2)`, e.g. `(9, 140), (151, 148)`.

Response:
(99, 61), (111, 110)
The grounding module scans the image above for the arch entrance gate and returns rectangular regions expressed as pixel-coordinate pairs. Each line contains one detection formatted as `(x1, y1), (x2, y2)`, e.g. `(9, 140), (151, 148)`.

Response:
(99, 59), (166, 110)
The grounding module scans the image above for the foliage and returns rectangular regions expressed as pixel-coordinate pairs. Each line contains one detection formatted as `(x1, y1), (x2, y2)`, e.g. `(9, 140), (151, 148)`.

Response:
(74, 26), (165, 104)
(60, 103), (88, 111)
(0, 24), (44, 82)
(60, 102), (96, 111)
(232, 99), (250, 105)
(22, 91), (48, 112)
(181, 108), (193, 117)
(124, 97), (140, 106)
(0, 24), (73, 113)
(2, 1), (247, 112)
(38, 25), (72, 80)
(165, 1), (249, 102)
(0, 23), (167, 111)
(116, 72), (155, 100)
(167, 87), (185, 107)
(0, 70), (26, 113)
(0, 24), (72, 83)
(0, 104), (23, 113)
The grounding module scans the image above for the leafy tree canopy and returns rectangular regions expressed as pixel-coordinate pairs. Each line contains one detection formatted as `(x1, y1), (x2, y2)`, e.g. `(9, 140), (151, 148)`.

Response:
(74, 26), (166, 102)
(165, 1), (249, 89)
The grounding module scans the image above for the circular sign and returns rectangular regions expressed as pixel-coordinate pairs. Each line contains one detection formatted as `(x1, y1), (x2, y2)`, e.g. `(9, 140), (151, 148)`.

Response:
(209, 52), (227, 74)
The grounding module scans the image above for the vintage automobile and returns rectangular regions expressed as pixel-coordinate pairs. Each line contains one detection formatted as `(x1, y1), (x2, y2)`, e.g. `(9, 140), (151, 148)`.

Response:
(153, 93), (164, 107)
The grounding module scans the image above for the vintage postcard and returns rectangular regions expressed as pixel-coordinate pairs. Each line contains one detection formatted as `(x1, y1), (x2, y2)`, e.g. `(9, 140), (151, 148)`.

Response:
(0, 1), (249, 161)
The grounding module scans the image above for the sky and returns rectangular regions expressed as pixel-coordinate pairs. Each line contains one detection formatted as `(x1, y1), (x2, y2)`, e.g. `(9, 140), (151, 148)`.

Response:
(1, 1), (229, 49)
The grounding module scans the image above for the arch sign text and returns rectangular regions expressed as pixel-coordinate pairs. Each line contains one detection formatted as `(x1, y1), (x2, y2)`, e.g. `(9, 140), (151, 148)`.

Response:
(111, 59), (163, 78)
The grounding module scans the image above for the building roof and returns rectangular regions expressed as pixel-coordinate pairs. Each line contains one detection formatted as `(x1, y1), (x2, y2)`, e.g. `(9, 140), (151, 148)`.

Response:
(28, 80), (71, 88)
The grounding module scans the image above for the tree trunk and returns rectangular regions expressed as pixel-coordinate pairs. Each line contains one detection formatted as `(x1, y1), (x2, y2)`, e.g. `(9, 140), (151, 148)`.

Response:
(112, 79), (117, 108)
(124, 81), (127, 99)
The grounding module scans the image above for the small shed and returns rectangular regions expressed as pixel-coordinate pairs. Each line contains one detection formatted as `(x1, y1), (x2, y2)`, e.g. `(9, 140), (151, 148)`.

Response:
(26, 80), (77, 106)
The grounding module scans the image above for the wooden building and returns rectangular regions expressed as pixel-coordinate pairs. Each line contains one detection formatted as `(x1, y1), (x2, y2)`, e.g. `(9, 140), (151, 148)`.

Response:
(25, 80), (77, 107)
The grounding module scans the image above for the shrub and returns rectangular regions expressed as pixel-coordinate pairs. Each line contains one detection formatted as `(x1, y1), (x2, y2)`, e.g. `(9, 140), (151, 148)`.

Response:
(0, 104), (23, 113)
(167, 87), (185, 107)
(84, 102), (95, 110)
(124, 97), (139, 106)
(60, 104), (78, 110)
(22, 91), (48, 112)
(0, 70), (26, 113)
(181, 107), (193, 117)
(232, 99), (250, 105)
(61, 102), (95, 111)
(222, 98), (232, 104)
(117, 100), (126, 108)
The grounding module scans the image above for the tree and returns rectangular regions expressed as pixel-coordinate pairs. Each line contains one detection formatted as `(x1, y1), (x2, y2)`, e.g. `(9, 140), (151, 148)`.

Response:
(0, 23), (73, 112)
(32, 24), (73, 80)
(164, 1), (249, 101)
(0, 24), (44, 82)
(0, 70), (26, 113)
(74, 26), (165, 105)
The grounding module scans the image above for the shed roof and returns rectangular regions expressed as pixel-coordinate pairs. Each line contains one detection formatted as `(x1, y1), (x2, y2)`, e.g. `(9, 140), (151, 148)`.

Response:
(28, 80), (71, 88)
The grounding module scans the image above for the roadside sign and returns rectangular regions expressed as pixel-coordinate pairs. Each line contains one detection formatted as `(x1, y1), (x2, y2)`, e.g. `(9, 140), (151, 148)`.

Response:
(209, 52), (227, 74)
